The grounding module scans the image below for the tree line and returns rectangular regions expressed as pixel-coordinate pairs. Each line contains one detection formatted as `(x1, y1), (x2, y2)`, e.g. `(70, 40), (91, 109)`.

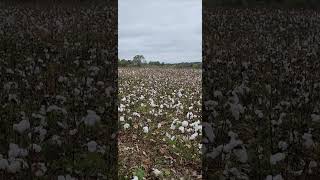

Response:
(118, 55), (201, 69)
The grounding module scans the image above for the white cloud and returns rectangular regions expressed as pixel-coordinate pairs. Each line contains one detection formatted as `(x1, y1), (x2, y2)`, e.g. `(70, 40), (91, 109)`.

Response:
(119, 0), (202, 63)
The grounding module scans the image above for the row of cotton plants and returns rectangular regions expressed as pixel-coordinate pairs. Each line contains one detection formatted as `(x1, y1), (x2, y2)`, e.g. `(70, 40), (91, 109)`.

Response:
(0, 3), (117, 179)
(118, 68), (202, 179)
(203, 8), (320, 180)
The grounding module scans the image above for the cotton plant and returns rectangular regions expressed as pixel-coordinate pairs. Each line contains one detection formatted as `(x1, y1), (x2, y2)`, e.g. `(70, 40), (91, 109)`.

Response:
(118, 68), (202, 178)
(0, 4), (117, 178)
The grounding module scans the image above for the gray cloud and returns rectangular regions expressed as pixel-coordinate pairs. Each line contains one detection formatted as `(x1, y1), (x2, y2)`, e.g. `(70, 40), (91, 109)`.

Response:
(119, 0), (202, 63)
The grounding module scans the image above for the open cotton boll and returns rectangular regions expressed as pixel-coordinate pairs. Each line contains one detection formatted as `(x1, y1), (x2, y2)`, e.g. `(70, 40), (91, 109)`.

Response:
(30, 144), (42, 153)
(8, 143), (28, 158)
(0, 157), (9, 170)
(270, 153), (286, 165)
(87, 141), (97, 152)
(214, 90), (223, 98)
(33, 163), (47, 176)
(83, 110), (101, 126)
(152, 168), (162, 177)
(186, 112), (194, 119)
(181, 120), (189, 127)
(206, 145), (223, 159)
(123, 123), (130, 130)
(266, 174), (283, 180)
(255, 109), (264, 118)
(7, 160), (21, 173)
(13, 120), (30, 134)
(230, 103), (244, 120)
(58, 175), (76, 180)
(203, 122), (215, 142)
(47, 105), (67, 115)
(132, 112), (140, 117)
(69, 129), (78, 136)
(309, 160), (317, 168)
(233, 147), (248, 163)
(302, 133), (314, 148)
(119, 116), (125, 122)
(178, 126), (185, 133)
(311, 114), (320, 122)
(189, 132), (198, 140)
(143, 126), (149, 133)
(278, 141), (288, 151)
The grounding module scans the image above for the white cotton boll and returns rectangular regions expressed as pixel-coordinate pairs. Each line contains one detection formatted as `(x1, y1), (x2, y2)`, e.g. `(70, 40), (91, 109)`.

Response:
(132, 112), (140, 117)
(233, 148), (248, 163)
(58, 175), (66, 180)
(311, 114), (320, 122)
(56, 95), (66, 103)
(37, 127), (47, 142)
(189, 132), (198, 140)
(7, 160), (21, 173)
(123, 123), (130, 130)
(181, 120), (189, 127)
(119, 116), (125, 122)
(170, 124), (176, 130)
(8, 144), (21, 158)
(203, 122), (215, 142)
(309, 160), (317, 168)
(178, 126), (185, 133)
(170, 136), (175, 141)
(266, 175), (272, 180)
(33, 163), (47, 176)
(87, 141), (97, 152)
(51, 135), (62, 146)
(0, 158), (9, 170)
(47, 105), (67, 115)
(132, 176), (138, 180)
(223, 139), (242, 153)
(186, 112), (194, 119)
(278, 141), (288, 151)
(270, 153), (286, 165)
(255, 109), (264, 118)
(152, 168), (162, 177)
(30, 144), (42, 153)
(13, 120), (30, 134)
(58, 175), (76, 180)
(157, 123), (162, 128)
(83, 110), (101, 126)
(69, 129), (78, 136)
(143, 126), (149, 133)
(302, 133), (314, 148)
(214, 90), (223, 98)
(266, 175), (283, 180)
(73, 88), (80, 96)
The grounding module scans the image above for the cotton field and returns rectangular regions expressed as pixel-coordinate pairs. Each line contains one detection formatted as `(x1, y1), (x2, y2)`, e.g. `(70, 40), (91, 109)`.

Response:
(118, 68), (202, 179)
(203, 9), (320, 180)
(0, 3), (117, 179)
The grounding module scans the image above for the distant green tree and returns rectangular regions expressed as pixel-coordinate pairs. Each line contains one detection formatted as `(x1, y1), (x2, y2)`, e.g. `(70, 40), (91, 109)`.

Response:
(149, 61), (161, 65)
(132, 55), (145, 67)
(119, 59), (130, 67)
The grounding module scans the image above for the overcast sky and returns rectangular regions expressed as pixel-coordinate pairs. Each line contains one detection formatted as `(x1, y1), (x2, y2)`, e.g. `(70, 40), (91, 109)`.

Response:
(119, 0), (202, 63)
